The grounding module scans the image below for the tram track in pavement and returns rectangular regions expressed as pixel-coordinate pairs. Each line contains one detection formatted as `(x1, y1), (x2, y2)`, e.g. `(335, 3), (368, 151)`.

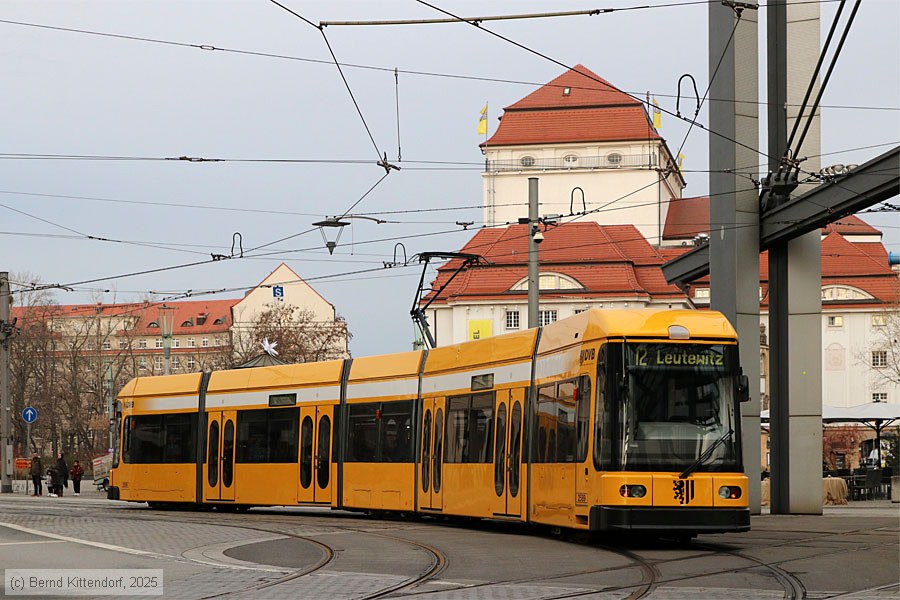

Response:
(3, 501), (895, 599)
(0, 502), (448, 600)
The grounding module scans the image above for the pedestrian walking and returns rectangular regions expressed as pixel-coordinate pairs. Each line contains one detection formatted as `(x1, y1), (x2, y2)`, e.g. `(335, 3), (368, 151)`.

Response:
(70, 460), (84, 496)
(29, 454), (43, 496)
(55, 453), (68, 497)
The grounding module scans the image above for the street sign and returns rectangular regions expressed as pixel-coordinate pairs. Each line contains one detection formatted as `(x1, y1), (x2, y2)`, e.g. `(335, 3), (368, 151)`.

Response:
(272, 285), (284, 301)
(22, 407), (37, 424)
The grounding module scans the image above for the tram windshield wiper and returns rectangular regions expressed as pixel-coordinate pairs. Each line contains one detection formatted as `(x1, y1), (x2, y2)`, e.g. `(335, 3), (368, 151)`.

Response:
(679, 428), (733, 479)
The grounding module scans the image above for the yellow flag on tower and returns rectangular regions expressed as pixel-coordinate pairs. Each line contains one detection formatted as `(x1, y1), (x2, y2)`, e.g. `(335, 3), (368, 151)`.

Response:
(677, 152), (685, 172)
(477, 103), (488, 135)
(652, 98), (661, 129)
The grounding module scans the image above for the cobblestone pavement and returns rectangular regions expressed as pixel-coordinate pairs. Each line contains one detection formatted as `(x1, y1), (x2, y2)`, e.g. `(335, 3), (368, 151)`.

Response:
(0, 494), (897, 599)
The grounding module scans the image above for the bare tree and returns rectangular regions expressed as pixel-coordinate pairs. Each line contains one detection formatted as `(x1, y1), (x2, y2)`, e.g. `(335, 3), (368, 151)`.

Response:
(864, 302), (900, 387)
(822, 425), (865, 470)
(232, 304), (350, 365)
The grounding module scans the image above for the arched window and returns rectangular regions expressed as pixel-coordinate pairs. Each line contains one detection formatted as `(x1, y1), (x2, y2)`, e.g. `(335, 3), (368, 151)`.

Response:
(821, 285), (872, 302)
(607, 152), (623, 165)
(563, 154), (579, 167)
(511, 273), (584, 291)
(520, 156), (535, 167)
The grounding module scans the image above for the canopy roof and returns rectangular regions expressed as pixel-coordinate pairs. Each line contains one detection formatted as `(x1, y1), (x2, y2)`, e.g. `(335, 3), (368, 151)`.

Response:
(761, 404), (900, 425)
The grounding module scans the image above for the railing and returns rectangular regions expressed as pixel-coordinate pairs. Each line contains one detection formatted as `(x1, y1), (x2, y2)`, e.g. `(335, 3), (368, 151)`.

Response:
(485, 153), (657, 172)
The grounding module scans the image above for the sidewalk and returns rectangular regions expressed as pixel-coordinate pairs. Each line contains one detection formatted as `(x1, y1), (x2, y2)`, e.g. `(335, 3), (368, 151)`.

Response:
(6, 478), (106, 498)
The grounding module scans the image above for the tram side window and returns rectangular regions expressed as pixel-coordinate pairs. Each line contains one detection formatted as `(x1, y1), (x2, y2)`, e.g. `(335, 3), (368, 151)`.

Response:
(123, 413), (198, 464)
(121, 416), (132, 463)
(593, 346), (613, 471)
(235, 408), (299, 463)
(576, 375), (592, 463)
(534, 380), (577, 463)
(444, 393), (494, 463)
(345, 401), (413, 462)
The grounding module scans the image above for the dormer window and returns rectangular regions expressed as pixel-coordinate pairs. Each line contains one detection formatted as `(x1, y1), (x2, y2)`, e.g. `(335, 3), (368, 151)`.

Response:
(148, 321), (160, 328)
(520, 156), (535, 167)
(563, 87), (571, 96)
(607, 152), (623, 166)
(181, 319), (193, 327)
(214, 317), (226, 325)
(563, 154), (579, 167)
(197, 313), (208, 325)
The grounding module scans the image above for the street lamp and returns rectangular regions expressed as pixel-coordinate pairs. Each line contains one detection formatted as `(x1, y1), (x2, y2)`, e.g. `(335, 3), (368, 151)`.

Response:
(158, 305), (176, 376)
(312, 215), (388, 255)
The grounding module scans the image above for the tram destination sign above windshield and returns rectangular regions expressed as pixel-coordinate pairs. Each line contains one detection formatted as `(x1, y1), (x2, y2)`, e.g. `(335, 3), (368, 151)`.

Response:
(632, 345), (725, 368)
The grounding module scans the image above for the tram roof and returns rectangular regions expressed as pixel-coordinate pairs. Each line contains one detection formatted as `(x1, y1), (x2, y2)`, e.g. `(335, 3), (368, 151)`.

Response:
(118, 373), (203, 399)
(577, 308), (737, 341)
(207, 359), (345, 393)
(349, 350), (423, 382)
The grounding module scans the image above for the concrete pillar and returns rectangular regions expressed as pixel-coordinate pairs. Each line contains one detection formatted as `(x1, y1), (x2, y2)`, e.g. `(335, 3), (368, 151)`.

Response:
(708, 3), (761, 513)
(768, 0), (823, 514)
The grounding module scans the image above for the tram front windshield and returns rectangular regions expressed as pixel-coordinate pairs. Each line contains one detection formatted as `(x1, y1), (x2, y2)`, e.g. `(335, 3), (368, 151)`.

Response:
(613, 343), (740, 472)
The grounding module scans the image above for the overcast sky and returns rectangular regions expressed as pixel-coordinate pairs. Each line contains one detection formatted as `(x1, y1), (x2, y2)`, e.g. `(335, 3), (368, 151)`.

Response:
(1, 1), (897, 357)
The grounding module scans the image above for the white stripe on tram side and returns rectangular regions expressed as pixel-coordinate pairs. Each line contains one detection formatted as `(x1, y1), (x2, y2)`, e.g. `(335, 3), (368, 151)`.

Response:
(535, 346), (583, 381)
(421, 361), (532, 395)
(346, 378), (419, 401)
(205, 387), (340, 409)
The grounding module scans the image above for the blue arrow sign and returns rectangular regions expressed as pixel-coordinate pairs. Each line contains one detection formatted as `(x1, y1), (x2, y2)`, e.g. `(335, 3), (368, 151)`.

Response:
(22, 407), (37, 424)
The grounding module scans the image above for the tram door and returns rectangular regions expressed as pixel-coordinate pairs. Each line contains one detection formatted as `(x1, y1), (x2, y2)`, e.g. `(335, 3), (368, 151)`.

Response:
(298, 405), (333, 504)
(205, 410), (236, 502)
(493, 389), (524, 517)
(420, 397), (445, 511)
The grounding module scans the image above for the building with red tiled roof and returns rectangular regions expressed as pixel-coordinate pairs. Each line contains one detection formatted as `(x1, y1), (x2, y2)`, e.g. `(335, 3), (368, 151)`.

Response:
(430, 63), (899, 447)
(480, 65), (684, 243)
(421, 223), (692, 344)
(11, 263), (349, 377)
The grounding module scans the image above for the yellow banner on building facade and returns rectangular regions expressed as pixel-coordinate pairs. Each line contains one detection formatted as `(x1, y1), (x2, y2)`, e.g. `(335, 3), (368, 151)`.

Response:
(467, 319), (492, 341)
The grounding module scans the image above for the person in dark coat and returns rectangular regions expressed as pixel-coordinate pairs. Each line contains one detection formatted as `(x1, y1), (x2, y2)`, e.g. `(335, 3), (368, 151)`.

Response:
(55, 453), (69, 497)
(29, 454), (43, 497)
(70, 460), (84, 496)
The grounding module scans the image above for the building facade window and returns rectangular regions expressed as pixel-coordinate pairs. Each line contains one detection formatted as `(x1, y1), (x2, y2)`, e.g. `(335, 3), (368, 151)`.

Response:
(173, 339), (180, 348)
(187, 337), (195, 348)
(214, 337), (222, 347)
(694, 288), (710, 300)
(520, 156), (535, 167)
(139, 339), (147, 349)
(563, 154), (579, 167)
(872, 392), (887, 403)
(872, 350), (888, 368)
(506, 310), (520, 330)
(202, 337), (209, 347)
(511, 273), (583, 292)
(574, 308), (587, 314)
(607, 152), (623, 165)
(118, 340), (127, 349)
(539, 310), (558, 326)
(155, 338), (163, 349)
(102, 341), (111, 350)
(872, 314), (887, 327)
(827, 315), (843, 327)
(154, 356), (163, 371)
(187, 356), (196, 370)
(172, 357), (180, 369)
(139, 357), (147, 370)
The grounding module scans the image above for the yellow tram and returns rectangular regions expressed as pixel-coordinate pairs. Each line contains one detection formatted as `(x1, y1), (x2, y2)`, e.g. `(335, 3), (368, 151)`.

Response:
(109, 309), (751, 534)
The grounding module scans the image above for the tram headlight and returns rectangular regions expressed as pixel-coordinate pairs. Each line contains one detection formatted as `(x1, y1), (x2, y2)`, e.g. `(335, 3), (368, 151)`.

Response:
(718, 486), (742, 499)
(619, 484), (647, 499)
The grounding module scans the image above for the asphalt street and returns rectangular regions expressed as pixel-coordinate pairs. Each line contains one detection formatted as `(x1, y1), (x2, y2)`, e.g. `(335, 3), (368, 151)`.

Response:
(0, 490), (897, 599)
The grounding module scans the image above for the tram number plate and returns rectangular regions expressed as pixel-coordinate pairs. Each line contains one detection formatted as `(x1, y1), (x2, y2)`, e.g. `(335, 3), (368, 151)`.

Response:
(575, 492), (587, 506)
